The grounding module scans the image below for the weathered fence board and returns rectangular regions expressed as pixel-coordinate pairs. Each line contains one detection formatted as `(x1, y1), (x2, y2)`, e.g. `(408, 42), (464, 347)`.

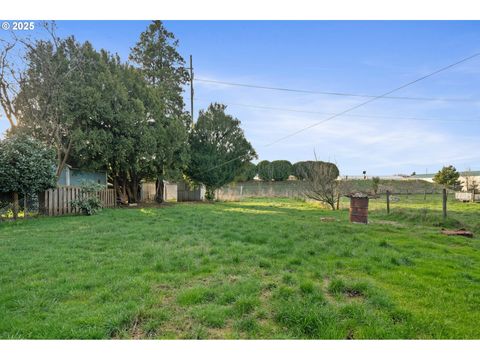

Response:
(43, 186), (115, 216)
(177, 181), (205, 202)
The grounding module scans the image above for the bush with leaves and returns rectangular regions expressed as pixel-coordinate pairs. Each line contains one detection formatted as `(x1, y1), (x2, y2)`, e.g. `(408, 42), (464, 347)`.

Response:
(271, 160), (293, 181)
(293, 161), (322, 180)
(293, 161), (308, 180)
(71, 181), (104, 216)
(0, 134), (56, 219)
(257, 160), (273, 181)
(234, 161), (257, 182)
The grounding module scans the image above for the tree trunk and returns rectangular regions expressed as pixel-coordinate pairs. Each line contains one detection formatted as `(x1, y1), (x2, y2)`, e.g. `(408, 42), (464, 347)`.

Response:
(155, 177), (164, 203)
(55, 141), (72, 179)
(12, 191), (19, 220)
(115, 175), (128, 204)
(126, 183), (134, 203)
(128, 177), (139, 203)
(442, 188), (447, 221)
(23, 193), (28, 219)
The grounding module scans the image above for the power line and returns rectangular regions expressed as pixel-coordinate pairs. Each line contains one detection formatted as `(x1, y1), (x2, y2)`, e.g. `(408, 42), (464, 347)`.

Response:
(194, 52), (480, 175)
(196, 78), (480, 104)
(265, 52), (480, 146)
(194, 98), (480, 123)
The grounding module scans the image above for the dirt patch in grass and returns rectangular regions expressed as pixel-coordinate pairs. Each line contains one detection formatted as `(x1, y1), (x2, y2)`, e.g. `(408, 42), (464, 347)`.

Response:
(326, 278), (366, 302)
(207, 321), (234, 339)
(344, 289), (363, 298)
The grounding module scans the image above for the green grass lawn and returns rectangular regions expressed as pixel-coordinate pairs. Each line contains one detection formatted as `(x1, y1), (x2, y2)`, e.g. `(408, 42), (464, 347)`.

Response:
(1, 195), (479, 339)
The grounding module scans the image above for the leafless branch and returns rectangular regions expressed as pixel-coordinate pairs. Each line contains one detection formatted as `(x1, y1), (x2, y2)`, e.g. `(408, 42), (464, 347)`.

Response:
(301, 161), (340, 210)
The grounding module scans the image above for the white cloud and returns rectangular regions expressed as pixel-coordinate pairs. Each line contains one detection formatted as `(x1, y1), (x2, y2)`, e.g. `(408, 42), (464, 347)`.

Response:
(192, 81), (480, 174)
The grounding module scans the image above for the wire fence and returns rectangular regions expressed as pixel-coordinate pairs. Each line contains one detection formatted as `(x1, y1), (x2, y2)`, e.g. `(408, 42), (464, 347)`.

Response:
(215, 179), (444, 201)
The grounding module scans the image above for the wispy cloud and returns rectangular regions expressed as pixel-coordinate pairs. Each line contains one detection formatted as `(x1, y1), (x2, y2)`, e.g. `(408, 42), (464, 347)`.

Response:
(192, 74), (480, 175)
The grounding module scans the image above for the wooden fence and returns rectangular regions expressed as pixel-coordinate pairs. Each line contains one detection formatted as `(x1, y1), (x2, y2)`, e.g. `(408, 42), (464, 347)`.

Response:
(42, 186), (115, 216)
(177, 181), (205, 202)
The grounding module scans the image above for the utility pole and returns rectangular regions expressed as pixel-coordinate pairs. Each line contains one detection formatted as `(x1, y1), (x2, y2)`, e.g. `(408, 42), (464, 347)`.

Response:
(189, 55), (194, 125)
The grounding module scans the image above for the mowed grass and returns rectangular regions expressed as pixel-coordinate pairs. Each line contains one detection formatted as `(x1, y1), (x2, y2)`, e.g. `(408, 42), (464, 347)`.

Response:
(0, 195), (479, 339)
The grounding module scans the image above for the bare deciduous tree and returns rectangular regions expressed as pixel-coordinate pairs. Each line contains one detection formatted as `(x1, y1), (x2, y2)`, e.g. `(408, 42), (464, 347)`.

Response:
(0, 38), (21, 128)
(1, 22), (90, 178)
(300, 160), (340, 210)
(0, 22), (47, 128)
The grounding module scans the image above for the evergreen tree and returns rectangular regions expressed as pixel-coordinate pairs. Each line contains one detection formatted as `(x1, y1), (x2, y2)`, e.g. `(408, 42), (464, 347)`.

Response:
(130, 20), (190, 201)
(187, 103), (256, 200)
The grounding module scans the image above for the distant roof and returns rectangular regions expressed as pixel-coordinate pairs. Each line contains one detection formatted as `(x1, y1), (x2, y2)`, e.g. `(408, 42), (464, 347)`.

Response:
(412, 170), (480, 178)
(411, 173), (436, 178)
(340, 175), (408, 180)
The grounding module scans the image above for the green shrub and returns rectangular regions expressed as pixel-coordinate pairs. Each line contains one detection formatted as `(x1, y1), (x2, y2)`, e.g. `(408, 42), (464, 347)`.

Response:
(271, 160), (293, 181)
(234, 162), (257, 182)
(71, 181), (104, 216)
(257, 160), (273, 181)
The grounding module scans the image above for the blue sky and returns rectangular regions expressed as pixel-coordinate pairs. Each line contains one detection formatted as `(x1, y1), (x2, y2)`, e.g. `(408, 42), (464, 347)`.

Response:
(1, 20), (480, 175)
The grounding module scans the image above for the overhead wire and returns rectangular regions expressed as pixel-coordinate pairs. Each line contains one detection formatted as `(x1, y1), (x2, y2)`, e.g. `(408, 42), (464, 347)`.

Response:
(196, 78), (480, 103)
(191, 52), (480, 175)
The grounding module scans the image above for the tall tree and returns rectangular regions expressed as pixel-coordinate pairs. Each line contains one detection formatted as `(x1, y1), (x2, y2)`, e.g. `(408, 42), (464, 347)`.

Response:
(130, 20), (190, 201)
(13, 35), (105, 178)
(187, 103), (257, 200)
(129, 20), (188, 112)
(70, 55), (158, 203)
